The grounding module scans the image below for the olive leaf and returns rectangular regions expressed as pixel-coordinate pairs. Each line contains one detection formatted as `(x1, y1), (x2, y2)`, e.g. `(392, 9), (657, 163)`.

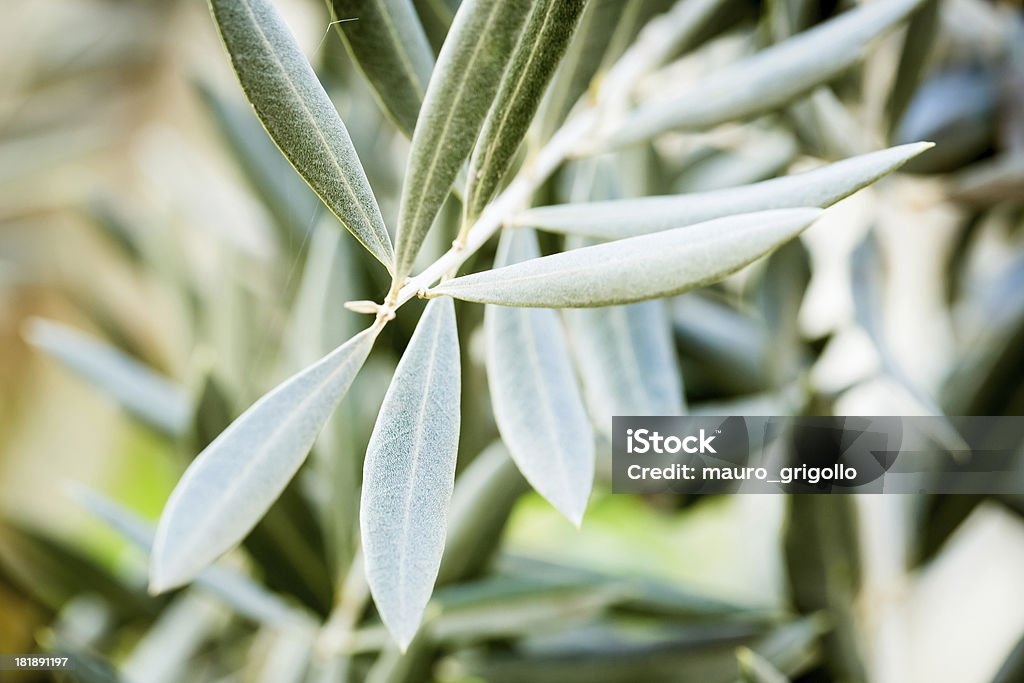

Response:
(23, 318), (192, 438)
(150, 326), (379, 593)
(464, 0), (586, 220)
(485, 229), (593, 525)
(608, 0), (929, 146)
(361, 297), (461, 650)
(565, 299), (685, 432)
(513, 143), (932, 240)
(209, 0), (394, 269)
(326, 0), (435, 137)
(432, 208), (823, 307)
(393, 0), (531, 282)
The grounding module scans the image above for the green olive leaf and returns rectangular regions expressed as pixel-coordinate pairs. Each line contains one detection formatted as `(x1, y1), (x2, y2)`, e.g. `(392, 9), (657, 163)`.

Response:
(464, 0), (586, 220)
(393, 0), (531, 282)
(209, 0), (394, 269)
(326, 0), (435, 137)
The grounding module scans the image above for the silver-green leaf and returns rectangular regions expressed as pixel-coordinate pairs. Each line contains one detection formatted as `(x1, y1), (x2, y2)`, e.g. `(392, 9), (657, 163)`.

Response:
(23, 318), (192, 438)
(513, 143), (932, 240)
(393, 0), (531, 282)
(608, 0), (929, 146)
(464, 0), (586, 220)
(565, 299), (684, 433)
(485, 229), (593, 525)
(361, 297), (461, 650)
(326, 0), (435, 137)
(209, 0), (394, 269)
(150, 326), (379, 593)
(432, 208), (823, 307)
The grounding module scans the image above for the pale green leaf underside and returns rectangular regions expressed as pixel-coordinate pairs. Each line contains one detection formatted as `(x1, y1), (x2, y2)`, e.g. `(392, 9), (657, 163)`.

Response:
(486, 229), (593, 525)
(209, 0), (394, 269)
(361, 297), (461, 650)
(432, 208), (824, 307)
(150, 327), (378, 593)
(565, 299), (685, 433)
(393, 0), (531, 281)
(464, 0), (586, 220)
(609, 0), (929, 146)
(23, 318), (191, 438)
(327, 0), (435, 137)
(513, 143), (933, 240)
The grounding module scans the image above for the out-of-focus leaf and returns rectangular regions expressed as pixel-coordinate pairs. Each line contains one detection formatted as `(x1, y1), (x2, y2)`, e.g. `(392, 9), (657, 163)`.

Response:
(361, 298), (461, 650)
(441, 616), (822, 683)
(895, 68), (999, 173)
(150, 327), (378, 593)
(209, 0), (394, 268)
(0, 520), (156, 619)
(533, 0), (630, 142)
(608, 0), (928, 146)
(393, 0), (530, 281)
(326, 0), (435, 137)
(484, 229), (593, 524)
(885, 0), (940, 133)
(121, 591), (228, 683)
(514, 143), (932, 240)
(952, 156), (1024, 205)
(784, 495), (865, 683)
(196, 82), (321, 243)
(23, 318), (191, 438)
(413, 0), (459, 53)
(464, 0), (586, 220)
(738, 645), (790, 683)
(991, 634), (1024, 683)
(434, 209), (822, 307)
(565, 297), (684, 433)
(438, 442), (528, 583)
(69, 486), (312, 630)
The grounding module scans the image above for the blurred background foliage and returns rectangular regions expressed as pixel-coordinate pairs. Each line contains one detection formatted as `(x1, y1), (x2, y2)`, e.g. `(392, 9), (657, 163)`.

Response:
(1, 0), (1023, 681)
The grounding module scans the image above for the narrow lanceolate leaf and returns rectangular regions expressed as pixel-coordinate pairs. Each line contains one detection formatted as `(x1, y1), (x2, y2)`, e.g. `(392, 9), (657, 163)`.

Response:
(464, 0), (586, 220)
(513, 143), (932, 240)
(393, 0), (531, 282)
(150, 327), (378, 593)
(608, 0), (929, 146)
(565, 299), (684, 433)
(23, 318), (191, 438)
(485, 229), (593, 524)
(433, 209), (823, 307)
(361, 298), (461, 650)
(209, 0), (394, 269)
(326, 0), (435, 137)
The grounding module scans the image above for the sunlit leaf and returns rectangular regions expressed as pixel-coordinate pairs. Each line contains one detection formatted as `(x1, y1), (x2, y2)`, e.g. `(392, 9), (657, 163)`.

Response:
(209, 0), (394, 268)
(361, 297), (461, 650)
(433, 209), (822, 307)
(393, 0), (530, 282)
(326, 0), (435, 137)
(150, 326), (378, 593)
(608, 0), (929, 146)
(464, 0), (586, 220)
(514, 143), (932, 240)
(485, 229), (593, 524)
